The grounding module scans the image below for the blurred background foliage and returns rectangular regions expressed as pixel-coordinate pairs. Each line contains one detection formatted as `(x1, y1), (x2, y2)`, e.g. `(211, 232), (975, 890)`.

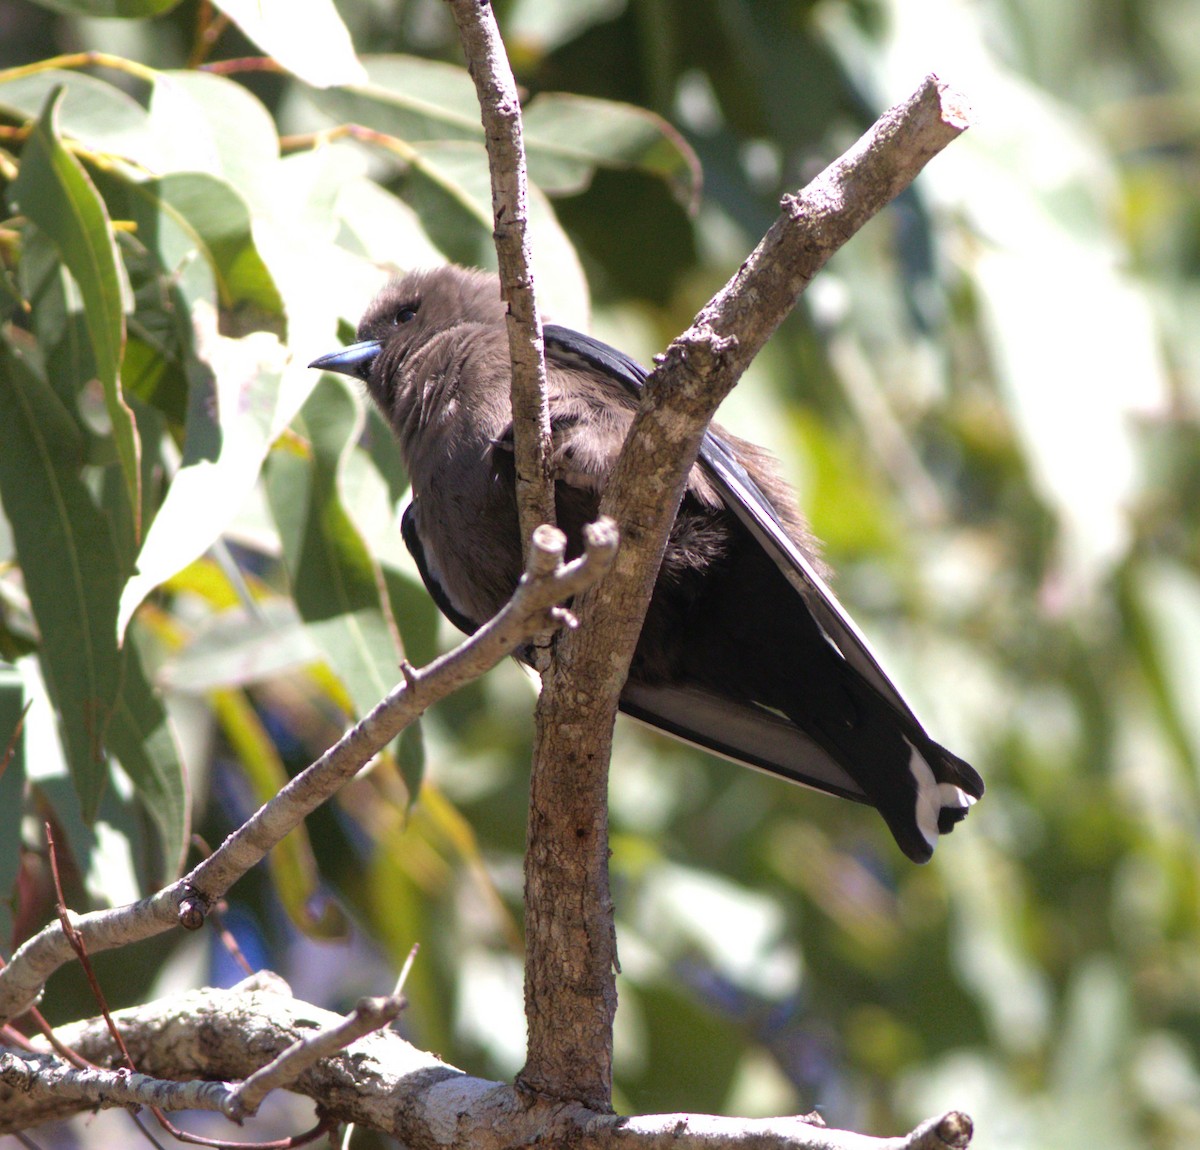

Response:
(0, 0), (1198, 1147)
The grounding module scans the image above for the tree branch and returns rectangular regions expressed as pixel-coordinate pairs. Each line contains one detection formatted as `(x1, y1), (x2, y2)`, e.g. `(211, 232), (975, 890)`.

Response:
(525, 74), (971, 1107)
(0, 979), (971, 1150)
(0, 521), (617, 1025)
(444, 0), (556, 548)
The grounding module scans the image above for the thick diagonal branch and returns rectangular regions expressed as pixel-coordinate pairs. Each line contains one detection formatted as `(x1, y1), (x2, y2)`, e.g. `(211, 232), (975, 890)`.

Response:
(523, 75), (971, 1108)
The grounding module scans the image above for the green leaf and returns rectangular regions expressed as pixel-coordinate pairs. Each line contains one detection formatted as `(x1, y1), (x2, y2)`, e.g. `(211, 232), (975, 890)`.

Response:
(266, 375), (423, 791)
(307, 56), (701, 208)
(103, 169), (284, 317)
(402, 141), (590, 327)
(214, 0), (366, 89)
(308, 56), (482, 146)
(117, 311), (288, 636)
(19, 0), (181, 15)
(16, 223), (97, 409)
(9, 87), (141, 538)
(523, 93), (701, 208)
(0, 69), (168, 174)
(0, 339), (123, 821)
(106, 633), (190, 878)
(150, 71), (281, 207)
(157, 599), (320, 693)
(0, 662), (27, 935)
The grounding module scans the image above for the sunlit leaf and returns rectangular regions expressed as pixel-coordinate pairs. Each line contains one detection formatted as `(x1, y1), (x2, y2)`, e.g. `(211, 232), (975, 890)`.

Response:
(403, 141), (589, 327)
(104, 169), (284, 316)
(150, 70), (280, 204)
(117, 305), (288, 636)
(158, 598), (319, 693)
(213, 0), (366, 89)
(0, 69), (167, 170)
(523, 93), (701, 209)
(307, 55), (701, 210)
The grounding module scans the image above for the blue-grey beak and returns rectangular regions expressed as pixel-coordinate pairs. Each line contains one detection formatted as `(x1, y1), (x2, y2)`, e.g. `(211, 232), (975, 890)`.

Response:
(309, 339), (382, 382)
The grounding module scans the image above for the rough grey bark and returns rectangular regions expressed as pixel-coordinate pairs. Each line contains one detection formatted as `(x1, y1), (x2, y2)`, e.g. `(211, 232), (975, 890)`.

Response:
(517, 74), (971, 1109)
(0, 977), (973, 1150)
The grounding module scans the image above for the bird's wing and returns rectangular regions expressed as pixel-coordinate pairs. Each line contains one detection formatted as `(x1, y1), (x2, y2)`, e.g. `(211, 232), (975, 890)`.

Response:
(620, 680), (869, 802)
(401, 501), (481, 636)
(543, 324), (924, 726)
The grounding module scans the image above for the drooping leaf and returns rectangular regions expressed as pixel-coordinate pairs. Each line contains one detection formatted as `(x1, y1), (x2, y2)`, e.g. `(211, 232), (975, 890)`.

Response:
(0, 339), (123, 820)
(117, 306), (288, 636)
(266, 375), (424, 797)
(9, 87), (140, 537)
(106, 632), (190, 879)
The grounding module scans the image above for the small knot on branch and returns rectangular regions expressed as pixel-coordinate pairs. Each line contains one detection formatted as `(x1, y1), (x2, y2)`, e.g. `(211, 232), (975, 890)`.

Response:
(935, 1110), (973, 1148)
(178, 893), (207, 931)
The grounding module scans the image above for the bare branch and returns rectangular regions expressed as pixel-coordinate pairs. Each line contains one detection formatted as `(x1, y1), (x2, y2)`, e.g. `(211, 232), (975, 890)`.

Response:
(0, 523), (618, 1025)
(1, 980), (971, 1150)
(523, 74), (971, 1106)
(444, 0), (556, 549)
(227, 993), (405, 1119)
(0, 1050), (235, 1121)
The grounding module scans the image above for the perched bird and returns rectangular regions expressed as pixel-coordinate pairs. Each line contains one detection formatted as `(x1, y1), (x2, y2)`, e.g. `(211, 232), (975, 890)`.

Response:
(311, 265), (982, 862)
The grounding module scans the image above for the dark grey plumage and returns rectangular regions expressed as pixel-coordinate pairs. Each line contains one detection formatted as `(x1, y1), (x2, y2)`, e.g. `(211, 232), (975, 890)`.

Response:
(311, 265), (983, 862)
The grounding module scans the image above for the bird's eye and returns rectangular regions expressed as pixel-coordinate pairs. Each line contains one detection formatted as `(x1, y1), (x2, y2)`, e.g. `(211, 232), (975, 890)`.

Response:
(393, 303), (419, 325)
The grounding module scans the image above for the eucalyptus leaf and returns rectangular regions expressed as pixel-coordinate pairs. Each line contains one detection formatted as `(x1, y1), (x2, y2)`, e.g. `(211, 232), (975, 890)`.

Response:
(9, 87), (141, 536)
(0, 340), (123, 821)
(307, 55), (700, 210)
(266, 374), (423, 788)
(0, 69), (168, 171)
(117, 306), (288, 636)
(107, 634), (190, 879)
(21, 0), (180, 15)
(213, 0), (366, 89)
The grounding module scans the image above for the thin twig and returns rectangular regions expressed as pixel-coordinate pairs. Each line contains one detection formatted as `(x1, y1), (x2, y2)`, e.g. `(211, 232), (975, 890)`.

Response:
(444, 0), (556, 556)
(228, 995), (405, 1119)
(0, 522), (618, 1024)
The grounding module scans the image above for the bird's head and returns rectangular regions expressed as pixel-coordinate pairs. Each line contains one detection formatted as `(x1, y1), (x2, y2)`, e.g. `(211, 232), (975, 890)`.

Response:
(309, 265), (505, 413)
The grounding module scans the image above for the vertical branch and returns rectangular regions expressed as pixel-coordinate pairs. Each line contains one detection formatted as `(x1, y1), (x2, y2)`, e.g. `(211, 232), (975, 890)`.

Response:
(444, 0), (556, 545)
(445, 0), (615, 1111)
